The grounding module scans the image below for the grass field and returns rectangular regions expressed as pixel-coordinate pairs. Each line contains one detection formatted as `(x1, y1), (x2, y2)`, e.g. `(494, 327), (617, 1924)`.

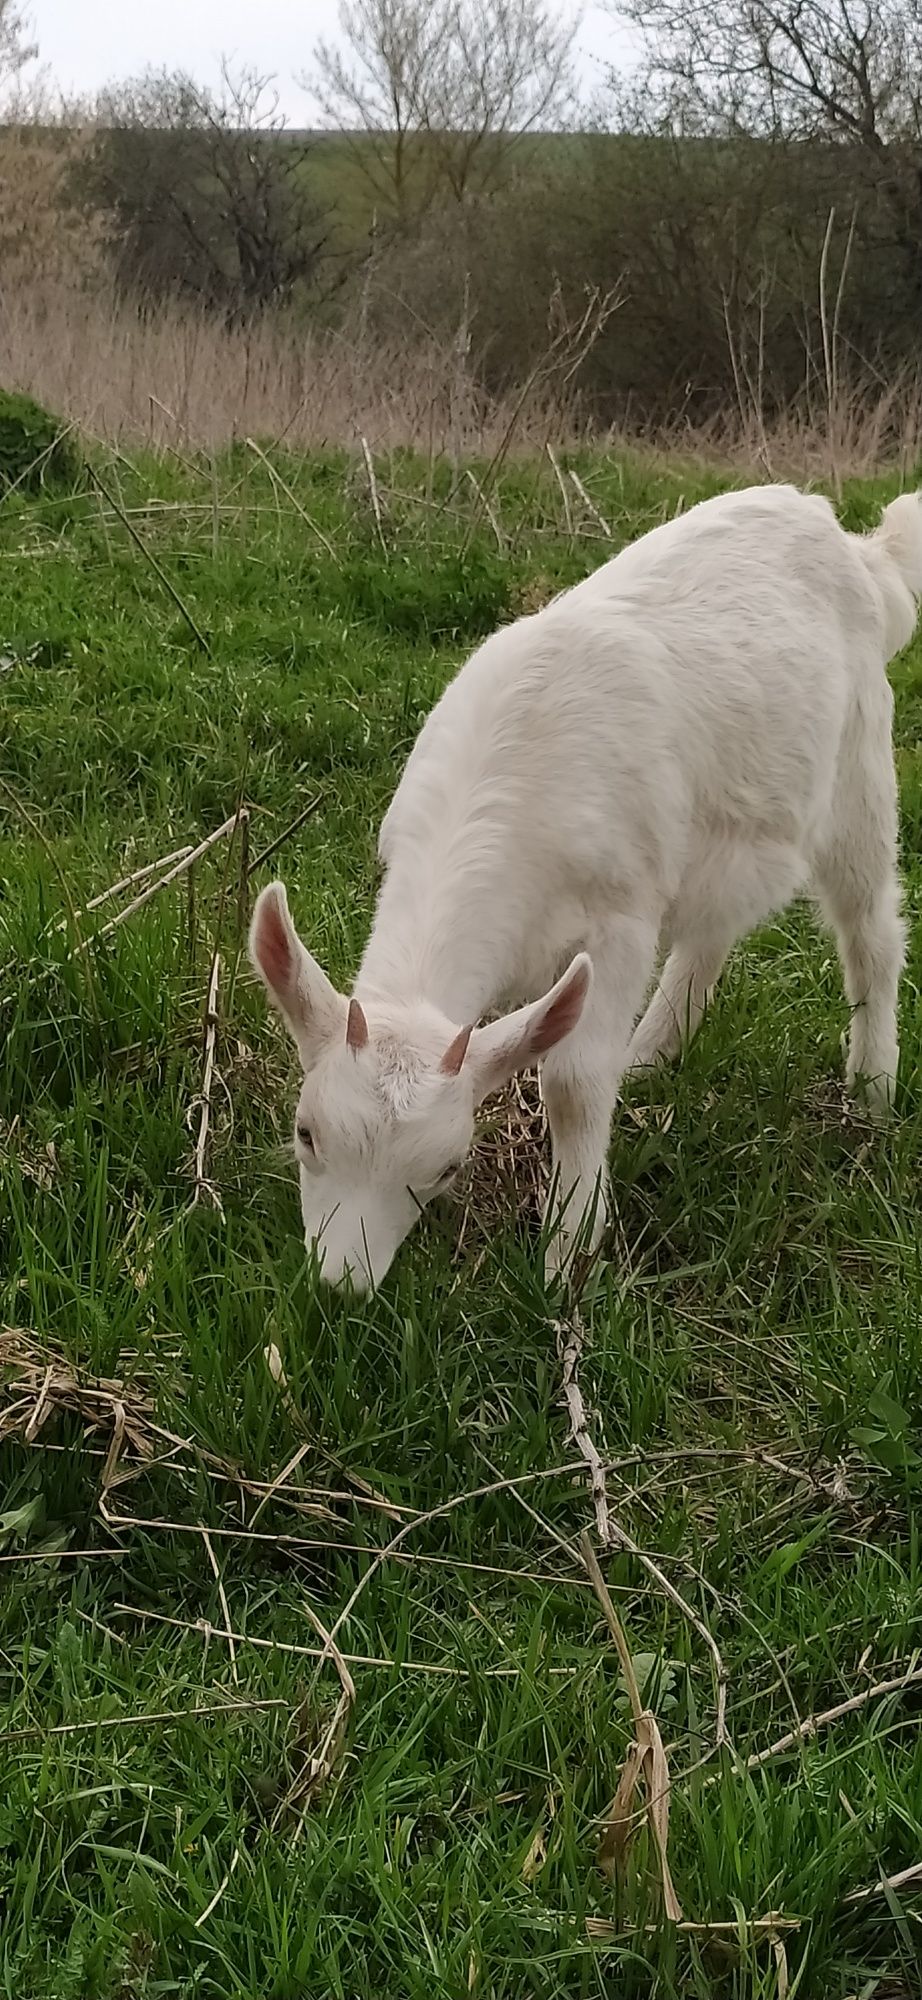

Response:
(3, 444), (922, 1999)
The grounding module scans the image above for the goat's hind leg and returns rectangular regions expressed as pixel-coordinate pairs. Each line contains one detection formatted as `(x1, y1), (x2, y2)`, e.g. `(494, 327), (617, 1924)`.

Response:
(812, 744), (904, 1116)
(626, 934), (729, 1069)
(627, 839), (808, 1070)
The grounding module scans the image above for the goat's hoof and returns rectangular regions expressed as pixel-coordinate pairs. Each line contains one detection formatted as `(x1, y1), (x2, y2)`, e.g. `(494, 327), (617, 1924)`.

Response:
(847, 1070), (896, 1123)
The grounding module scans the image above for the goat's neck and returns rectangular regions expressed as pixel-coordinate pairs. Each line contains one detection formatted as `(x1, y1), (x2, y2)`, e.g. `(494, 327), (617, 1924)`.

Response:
(357, 844), (507, 1025)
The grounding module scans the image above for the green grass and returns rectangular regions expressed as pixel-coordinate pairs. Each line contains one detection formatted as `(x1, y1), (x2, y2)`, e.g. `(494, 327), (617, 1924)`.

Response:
(2, 444), (922, 1999)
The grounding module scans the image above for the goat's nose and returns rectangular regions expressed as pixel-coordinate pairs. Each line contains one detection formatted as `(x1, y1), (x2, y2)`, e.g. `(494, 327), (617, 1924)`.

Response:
(310, 1239), (372, 1295)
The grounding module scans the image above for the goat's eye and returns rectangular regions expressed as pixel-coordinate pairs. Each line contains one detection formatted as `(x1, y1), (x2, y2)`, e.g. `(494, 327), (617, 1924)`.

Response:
(296, 1124), (314, 1153)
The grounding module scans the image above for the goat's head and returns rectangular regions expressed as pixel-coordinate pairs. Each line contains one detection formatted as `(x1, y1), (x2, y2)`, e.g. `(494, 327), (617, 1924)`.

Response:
(249, 880), (592, 1292)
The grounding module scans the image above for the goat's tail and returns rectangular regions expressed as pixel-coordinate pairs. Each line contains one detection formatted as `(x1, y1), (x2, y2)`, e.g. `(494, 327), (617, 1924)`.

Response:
(875, 491), (922, 597)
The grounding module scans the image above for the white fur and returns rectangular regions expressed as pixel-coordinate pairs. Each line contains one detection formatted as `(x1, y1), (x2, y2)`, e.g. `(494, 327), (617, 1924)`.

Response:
(251, 481), (916, 1291)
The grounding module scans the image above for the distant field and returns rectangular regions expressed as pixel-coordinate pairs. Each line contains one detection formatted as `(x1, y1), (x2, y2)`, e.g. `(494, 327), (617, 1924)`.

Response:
(303, 127), (596, 242)
(2, 446), (922, 1998)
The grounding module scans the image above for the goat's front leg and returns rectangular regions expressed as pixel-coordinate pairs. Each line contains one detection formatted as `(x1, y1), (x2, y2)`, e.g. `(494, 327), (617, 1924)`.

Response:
(541, 1063), (615, 1279)
(540, 917), (659, 1284)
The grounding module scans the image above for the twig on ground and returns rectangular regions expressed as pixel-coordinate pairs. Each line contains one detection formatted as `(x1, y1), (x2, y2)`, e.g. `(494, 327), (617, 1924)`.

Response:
(114, 1603), (580, 1678)
(846, 1857), (922, 1904)
(586, 1913), (800, 1941)
(746, 1657), (922, 1769)
(0, 1697), (289, 1746)
(0, 1530), (588, 1594)
(202, 1524), (238, 1683)
(82, 814), (238, 948)
(189, 951), (224, 1216)
(80, 843), (195, 915)
(554, 1305), (729, 1752)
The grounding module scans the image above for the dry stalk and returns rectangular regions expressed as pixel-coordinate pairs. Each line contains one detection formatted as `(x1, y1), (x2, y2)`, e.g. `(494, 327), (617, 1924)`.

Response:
(87, 463), (211, 653)
(245, 436), (338, 563)
(586, 1912), (800, 1941)
(201, 1523), (238, 1685)
(0, 1696), (289, 1748)
(115, 1603), (579, 1679)
(845, 1857), (922, 1904)
(556, 1307), (611, 1544)
(746, 1656), (922, 1770)
(99, 1400), (127, 1503)
(1, 1327), (159, 1457)
(359, 433), (387, 555)
(274, 1598), (357, 1835)
(201, 1456), (643, 1701)
(464, 468), (504, 549)
(0, 1327), (243, 1499)
(189, 950), (224, 1216)
(569, 470), (612, 540)
(585, 1856), (922, 1947)
(546, 443), (574, 537)
(553, 1304), (728, 1753)
(247, 795), (322, 878)
(82, 813), (238, 948)
(80, 842), (195, 915)
(236, 805), (250, 935)
(194, 1846), (241, 1931)
(581, 1530), (683, 1921)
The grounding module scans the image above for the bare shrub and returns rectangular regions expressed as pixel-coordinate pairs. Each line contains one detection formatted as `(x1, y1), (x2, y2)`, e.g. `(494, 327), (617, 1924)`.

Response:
(0, 275), (604, 454)
(0, 267), (917, 480)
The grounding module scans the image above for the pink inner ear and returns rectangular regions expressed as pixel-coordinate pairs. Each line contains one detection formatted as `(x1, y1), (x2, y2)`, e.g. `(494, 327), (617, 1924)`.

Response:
(441, 1023), (473, 1076)
(529, 960), (591, 1057)
(256, 896), (293, 993)
(347, 997), (369, 1052)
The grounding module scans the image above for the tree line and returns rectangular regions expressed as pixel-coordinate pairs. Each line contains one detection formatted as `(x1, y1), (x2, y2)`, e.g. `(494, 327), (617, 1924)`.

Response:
(3, 0), (922, 426)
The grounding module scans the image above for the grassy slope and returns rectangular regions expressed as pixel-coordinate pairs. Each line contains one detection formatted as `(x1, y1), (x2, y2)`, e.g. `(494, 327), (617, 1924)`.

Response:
(2, 447), (922, 1999)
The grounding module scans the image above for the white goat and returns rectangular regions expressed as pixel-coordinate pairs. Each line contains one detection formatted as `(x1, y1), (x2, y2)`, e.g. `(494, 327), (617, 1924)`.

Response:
(251, 481), (920, 1292)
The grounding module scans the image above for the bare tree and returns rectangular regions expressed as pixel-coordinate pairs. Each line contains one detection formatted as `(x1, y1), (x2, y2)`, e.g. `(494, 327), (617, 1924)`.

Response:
(612, 0), (922, 345)
(0, 2), (36, 96)
(307, 0), (578, 222)
(83, 62), (331, 318)
(615, 0), (922, 145)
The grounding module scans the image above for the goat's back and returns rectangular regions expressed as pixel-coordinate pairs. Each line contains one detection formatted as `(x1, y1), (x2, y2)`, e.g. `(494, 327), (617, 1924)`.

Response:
(381, 484), (903, 918)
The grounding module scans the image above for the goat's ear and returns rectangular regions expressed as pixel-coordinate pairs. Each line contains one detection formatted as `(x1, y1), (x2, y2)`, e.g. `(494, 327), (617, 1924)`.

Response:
(249, 880), (344, 1062)
(465, 953), (592, 1103)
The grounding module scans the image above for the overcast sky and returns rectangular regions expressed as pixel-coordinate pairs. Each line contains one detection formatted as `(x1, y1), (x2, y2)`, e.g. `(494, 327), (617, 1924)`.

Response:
(29, 1), (621, 120)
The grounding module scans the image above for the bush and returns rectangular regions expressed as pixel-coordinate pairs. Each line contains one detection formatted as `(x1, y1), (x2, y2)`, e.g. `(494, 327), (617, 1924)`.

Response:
(0, 391), (83, 495)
